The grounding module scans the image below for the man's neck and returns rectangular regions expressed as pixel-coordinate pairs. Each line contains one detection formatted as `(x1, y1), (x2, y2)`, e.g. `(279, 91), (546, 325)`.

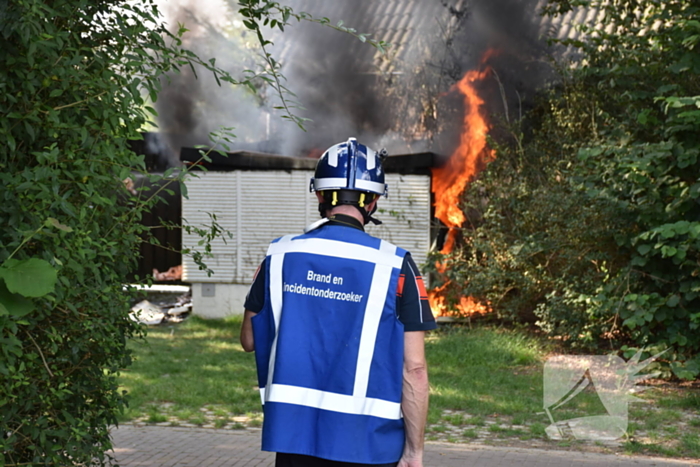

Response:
(327, 205), (364, 224)
(327, 213), (364, 231)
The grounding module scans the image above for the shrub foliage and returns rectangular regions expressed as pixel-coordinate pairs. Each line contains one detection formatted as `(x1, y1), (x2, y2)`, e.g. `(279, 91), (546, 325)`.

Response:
(0, 0), (232, 464)
(441, 0), (700, 377)
(0, 1), (391, 463)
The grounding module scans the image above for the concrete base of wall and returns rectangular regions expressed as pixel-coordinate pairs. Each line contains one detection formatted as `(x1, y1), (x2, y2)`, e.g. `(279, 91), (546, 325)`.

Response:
(191, 283), (248, 319)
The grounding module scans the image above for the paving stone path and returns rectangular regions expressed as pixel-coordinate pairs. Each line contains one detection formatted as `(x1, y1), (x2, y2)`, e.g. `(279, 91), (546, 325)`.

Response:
(111, 425), (700, 467)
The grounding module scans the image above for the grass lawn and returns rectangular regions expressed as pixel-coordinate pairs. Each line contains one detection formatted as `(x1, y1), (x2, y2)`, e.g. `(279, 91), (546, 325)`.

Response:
(118, 316), (700, 459)
(118, 317), (261, 428)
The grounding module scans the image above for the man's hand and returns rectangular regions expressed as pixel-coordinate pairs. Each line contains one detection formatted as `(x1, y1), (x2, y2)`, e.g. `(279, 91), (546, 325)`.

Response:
(398, 451), (424, 467)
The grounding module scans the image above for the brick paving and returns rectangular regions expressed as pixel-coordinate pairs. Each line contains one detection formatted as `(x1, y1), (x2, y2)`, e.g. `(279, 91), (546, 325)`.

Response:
(111, 425), (700, 467)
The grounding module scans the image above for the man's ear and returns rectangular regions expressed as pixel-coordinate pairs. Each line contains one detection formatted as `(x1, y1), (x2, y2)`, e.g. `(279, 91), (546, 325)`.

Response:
(366, 197), (379, 212)
(316, 191), (325, 203)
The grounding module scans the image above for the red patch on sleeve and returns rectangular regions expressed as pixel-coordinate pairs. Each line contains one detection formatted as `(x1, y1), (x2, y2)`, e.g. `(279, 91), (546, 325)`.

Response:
(397, 274), (406, 297)
(415, 275), (428, 300)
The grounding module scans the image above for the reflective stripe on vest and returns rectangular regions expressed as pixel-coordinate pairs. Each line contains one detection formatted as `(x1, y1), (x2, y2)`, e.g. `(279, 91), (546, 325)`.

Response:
(260, 235), (404, 420)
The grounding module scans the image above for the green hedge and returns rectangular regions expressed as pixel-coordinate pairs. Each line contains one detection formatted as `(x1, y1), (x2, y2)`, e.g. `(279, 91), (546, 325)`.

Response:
(0, 1), (208, 463)
(435, 0), (700, 378)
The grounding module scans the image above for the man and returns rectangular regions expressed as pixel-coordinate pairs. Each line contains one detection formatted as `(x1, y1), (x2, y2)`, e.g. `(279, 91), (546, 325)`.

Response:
(240, 137), (436, 467)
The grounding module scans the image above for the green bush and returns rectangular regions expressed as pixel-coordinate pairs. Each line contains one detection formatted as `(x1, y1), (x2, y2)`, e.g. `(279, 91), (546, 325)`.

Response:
(0, 1), (392, 462)
(559, 0), (700, 375)
(574, 95), (700, 377)
(442, 133), (631, 347)
(436, 0), (700, 376)
(0, 0), (231, 464)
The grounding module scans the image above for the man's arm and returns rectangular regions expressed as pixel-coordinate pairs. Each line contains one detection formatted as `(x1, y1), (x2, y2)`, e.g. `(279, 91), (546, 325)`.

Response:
(240, 310), (256, 352)
(240, 260), (266, 352)
(399, 330), (429, 467)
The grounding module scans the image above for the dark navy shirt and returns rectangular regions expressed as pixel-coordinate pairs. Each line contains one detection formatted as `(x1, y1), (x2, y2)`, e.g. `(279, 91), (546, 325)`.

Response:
(244, 214), (436, 332)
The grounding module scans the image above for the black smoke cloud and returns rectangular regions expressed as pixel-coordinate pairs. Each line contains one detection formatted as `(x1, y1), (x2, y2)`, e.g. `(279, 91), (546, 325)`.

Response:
(154, 0), (272, 165)
(155, 0), (567, 163)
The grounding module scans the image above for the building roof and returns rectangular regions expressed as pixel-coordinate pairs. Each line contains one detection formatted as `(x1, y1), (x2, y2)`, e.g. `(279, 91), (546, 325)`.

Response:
(273, 0), (604, 74)
(534, 0), (606, 52)
(273, 0), (469, 74)
(180, 147), (438, 175)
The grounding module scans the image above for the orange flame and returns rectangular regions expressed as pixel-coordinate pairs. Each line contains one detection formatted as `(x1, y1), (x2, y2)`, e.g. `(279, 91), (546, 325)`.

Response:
(432, 66), (495, 253)
(430, 291), (490, 319)
(428, 51), (497, 318)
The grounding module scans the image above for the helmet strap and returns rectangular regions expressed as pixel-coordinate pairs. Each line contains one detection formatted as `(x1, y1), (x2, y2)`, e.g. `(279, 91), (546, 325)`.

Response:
(363, 204), (383, 225)
(318, 201), (331, 219)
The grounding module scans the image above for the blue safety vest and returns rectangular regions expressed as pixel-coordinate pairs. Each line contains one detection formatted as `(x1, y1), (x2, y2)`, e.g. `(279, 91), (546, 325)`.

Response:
(252, 224), (407, 464)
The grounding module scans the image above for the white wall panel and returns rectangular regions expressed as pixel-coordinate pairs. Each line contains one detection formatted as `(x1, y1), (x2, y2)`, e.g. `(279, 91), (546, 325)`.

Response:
(367, 174), (431, 268)
(238, 171), (314, 283)
(182, 170), (431, 284)
(182, 172), (238, 283)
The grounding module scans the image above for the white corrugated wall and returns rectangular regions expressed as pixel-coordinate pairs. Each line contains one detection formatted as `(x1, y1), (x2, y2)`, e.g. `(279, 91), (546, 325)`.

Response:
(366, 174), (431, 267)
(182, 171), (431, 284)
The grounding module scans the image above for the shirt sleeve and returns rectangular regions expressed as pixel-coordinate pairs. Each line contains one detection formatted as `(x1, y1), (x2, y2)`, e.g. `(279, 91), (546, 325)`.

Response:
(396, 253), (437, 332)
(243, 259), (267, 313)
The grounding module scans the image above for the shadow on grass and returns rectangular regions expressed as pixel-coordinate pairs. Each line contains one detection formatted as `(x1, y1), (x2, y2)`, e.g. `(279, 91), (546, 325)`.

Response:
(119, 316), (259, 420)
(426, 325), (547, 423)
